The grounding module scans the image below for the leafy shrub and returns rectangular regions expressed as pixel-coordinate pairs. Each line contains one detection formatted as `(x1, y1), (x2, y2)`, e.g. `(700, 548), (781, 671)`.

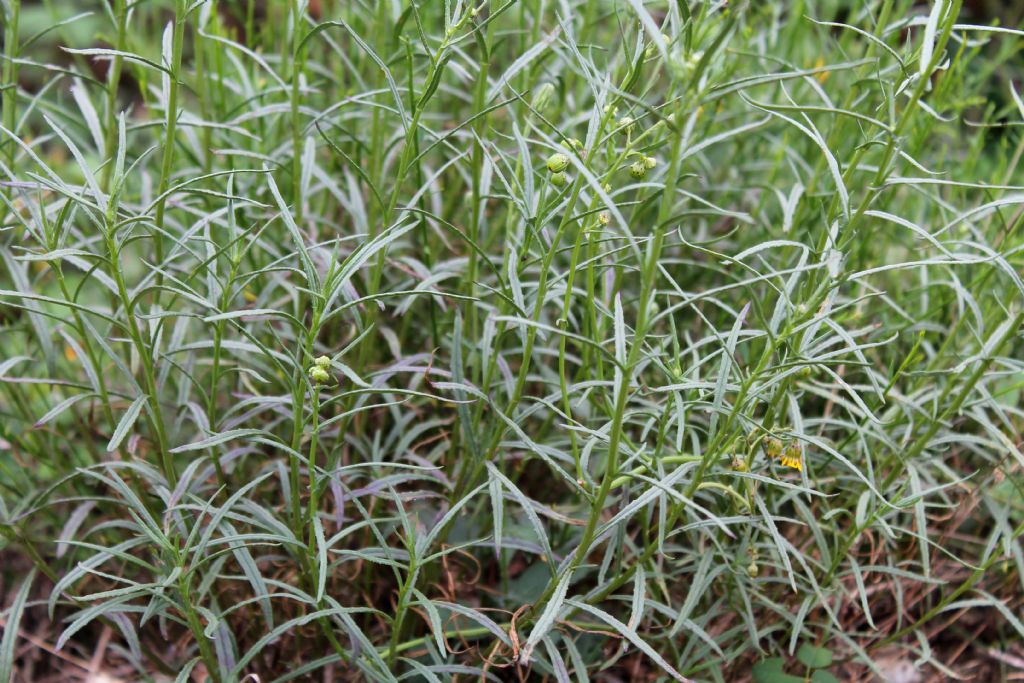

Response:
(1, 1), (1023, 681)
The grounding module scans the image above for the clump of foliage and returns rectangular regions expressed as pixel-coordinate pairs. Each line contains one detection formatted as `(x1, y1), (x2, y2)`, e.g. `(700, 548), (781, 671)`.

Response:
(1, 0), (1023, 681)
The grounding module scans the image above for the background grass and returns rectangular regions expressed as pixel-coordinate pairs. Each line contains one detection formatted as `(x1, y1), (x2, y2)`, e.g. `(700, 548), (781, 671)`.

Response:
(1, 0), (1024, 681)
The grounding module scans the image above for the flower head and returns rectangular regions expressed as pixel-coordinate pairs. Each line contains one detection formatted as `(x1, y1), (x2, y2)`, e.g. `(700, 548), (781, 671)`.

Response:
(546, 152), (570, 174)
(762, 437), (783, 460)
(780, 443), (803, 471)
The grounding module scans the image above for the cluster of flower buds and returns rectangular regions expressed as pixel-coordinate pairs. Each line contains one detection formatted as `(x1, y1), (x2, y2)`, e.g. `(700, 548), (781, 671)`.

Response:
(761, 436), (802, 471)
(308, 355), (332, 384)
(629, 155), (657, 179)
(746, 547), (760, 578)
(538, 87), (670, 207)
(546, 152), (571, 187)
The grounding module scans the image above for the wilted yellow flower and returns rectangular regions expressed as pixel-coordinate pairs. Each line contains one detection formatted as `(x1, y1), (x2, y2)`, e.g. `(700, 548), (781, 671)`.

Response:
(780, 443), (803, 471)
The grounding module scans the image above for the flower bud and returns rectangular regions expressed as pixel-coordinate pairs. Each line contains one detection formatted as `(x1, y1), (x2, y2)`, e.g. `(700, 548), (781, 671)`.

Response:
(598, 211), (610, 225)
(561, 137), (584, 153)
(645, 33), (673, 58)
(550, 171), (569, 187)
(629, 160), (647, 179)
(762, 437), (783, 460)
(669, 49), (704, 80)
(314, 355), (331, 369)
(546, 152), (570, 173)
(654, 112), (678, 131)
(309, 366), (330, 384)
(617, 116), (635, 136)
(531, 82), (556, 113)
(643, 155), (657, 169)
(747, 562), (759, 578)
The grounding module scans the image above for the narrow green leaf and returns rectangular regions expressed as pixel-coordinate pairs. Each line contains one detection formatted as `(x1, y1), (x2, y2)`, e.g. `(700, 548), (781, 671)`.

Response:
(106, 394), (149, 452)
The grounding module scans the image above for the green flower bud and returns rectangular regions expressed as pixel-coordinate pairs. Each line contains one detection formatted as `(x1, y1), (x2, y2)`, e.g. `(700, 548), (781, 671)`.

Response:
(747, 562), (759, 578)
(762, 437), (783, 460)
(643, 155), (657, 169)
(598, 211), (610, 225)
(531, 82), (556, 113)
(550, 171), (569, 187)
(314, 355), (331, 369)
(309, 366), (330, 384)
(560, 137), (584, 153)
(629, 160), (648, 179)
(617, 116), (635, 136)
(669, 49), (704, 80)
(645, 33), (673, 58)
(546, 152), (570, 174)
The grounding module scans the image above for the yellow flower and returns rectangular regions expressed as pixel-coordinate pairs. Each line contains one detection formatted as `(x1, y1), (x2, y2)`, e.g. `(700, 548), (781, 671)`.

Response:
(780, 443), (803, 471)
(814, 57), (830, 84)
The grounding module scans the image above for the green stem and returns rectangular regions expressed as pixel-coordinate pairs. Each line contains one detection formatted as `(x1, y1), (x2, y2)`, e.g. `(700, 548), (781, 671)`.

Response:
(151, 0), (187, 296)
(100, 0), (128, 192)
